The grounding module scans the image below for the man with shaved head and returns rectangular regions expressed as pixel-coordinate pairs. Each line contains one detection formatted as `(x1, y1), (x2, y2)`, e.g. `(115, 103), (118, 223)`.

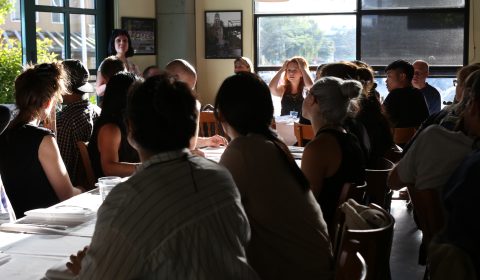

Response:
(412, 60), (441, 115)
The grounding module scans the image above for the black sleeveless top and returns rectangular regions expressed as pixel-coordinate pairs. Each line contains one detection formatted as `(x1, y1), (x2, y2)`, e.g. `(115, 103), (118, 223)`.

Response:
(281, 92), (303, 116)
(315, 128), (366, 226)
(88, 120), (139, 180)
(281, 92), (311, 124)
(0, 124), (60, 217)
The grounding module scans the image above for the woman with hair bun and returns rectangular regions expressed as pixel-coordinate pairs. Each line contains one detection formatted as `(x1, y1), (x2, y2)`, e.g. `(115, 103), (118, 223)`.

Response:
(301, 76), (366, 227)
(0, 62), (83, 217)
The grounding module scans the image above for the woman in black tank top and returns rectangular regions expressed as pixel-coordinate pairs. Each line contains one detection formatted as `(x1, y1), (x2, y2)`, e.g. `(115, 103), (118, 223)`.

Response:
(268, 56), (313, 122)
(301, 76), (366, 227)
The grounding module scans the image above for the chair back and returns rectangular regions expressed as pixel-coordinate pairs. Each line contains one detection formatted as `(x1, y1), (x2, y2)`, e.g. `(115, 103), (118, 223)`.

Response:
(365, 158), (395, 210)
(335, 239), (367, 280)
(337, 203), (395, 280)
(393, 127), (416, 146)
(199, 111), (223, 137)
(76, 141), (96, 190)
(293, 122), (314, 146)
(331, 182), (367, 249)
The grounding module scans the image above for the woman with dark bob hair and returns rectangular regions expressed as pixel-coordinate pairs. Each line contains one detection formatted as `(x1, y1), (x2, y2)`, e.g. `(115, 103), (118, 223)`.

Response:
(88, 72), (140, 179)
(96, 29), (140, 99)
(0, 62), (83, 217)
(216, 72), (333, 280)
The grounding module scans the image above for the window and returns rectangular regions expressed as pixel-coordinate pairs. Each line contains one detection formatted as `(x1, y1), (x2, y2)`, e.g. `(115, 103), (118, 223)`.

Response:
(254, 0), (467, 105)
(10, 0), (39, 22)
(8, 0), (107, 72)
(51, 0), (64, 24)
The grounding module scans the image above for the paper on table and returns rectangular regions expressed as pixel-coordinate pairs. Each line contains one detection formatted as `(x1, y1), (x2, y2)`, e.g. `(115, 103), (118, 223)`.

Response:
(24, 206), (95, 223)
(45, 259), (75, 280)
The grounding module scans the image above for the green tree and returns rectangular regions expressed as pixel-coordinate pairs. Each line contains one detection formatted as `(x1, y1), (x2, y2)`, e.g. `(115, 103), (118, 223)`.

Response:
(258, 16), (327, 66)
(0, 1), (58, 103)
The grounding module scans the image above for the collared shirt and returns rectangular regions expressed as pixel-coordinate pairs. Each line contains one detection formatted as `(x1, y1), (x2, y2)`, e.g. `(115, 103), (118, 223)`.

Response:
(77, 149), (259, 280)
(56, 99), (100, 184)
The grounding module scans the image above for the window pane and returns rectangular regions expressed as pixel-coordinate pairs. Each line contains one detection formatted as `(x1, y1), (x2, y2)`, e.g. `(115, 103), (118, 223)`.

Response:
(362, 0), (464, 9)
(361, 13), (464, 66)
(37, 12), (64, 62)
(69, 0), (95, 9)
(375, 77), (456, 107)
(255, 0), (356, 14)
(257, 15), (356, 67)
(70, 14), (96, 69)
(39, 0), (64, 7)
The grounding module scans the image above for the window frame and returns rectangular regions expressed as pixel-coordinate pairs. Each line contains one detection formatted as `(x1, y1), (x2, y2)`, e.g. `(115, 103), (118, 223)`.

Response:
(19, 0), (108, 74)
(253, 0), (469, 77)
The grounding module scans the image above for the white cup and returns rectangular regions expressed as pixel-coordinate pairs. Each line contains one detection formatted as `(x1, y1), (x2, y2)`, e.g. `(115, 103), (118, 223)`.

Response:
(98, 176), (122, 201)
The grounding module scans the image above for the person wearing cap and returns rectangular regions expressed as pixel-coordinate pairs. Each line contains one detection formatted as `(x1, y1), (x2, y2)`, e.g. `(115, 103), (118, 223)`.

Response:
(57, 59), (101, 186)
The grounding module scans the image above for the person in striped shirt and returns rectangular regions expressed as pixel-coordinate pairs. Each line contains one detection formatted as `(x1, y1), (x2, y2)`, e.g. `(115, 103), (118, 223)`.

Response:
(68, 73), (259, 279)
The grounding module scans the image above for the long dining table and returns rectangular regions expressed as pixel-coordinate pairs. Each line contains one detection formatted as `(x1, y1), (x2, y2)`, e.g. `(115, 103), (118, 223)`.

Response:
(0, 144), (303, 279)
(0, 190), (102, 279)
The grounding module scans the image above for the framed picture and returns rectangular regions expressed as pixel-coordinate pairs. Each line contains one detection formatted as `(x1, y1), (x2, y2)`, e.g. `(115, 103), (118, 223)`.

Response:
(121, 17), (156, 55)
(204, 10), (242, 59)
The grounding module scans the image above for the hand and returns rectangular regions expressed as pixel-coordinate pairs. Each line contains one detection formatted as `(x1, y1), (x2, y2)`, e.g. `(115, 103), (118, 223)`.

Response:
(206, 135), (228, 147)
(196, 135), (228, 148)
(66, 246), (89, 276)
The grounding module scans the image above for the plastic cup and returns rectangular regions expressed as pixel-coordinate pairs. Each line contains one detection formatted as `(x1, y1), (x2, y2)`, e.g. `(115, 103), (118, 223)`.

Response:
(98, 176), (122, 201)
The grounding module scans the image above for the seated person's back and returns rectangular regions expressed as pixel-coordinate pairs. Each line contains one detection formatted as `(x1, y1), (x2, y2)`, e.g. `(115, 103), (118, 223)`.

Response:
(88, 72), (139, 179)
(74, 73), (259, 279)
(217, 73), (333, 280)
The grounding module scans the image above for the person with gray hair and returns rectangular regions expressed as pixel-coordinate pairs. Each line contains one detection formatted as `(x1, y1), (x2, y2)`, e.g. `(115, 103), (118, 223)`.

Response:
(300, 76), (366, 227)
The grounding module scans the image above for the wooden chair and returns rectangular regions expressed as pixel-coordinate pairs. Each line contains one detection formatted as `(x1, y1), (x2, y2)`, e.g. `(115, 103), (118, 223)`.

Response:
(407, 186), (445, 269)
(365, 158), (395, 211)
(293, 122), (314, 146)
(335, 203), (395, 280)
(76, 141), (96, 190)
(335, 239), (367, 280)
(392, 127), (416, 146)
(331, 182), (368, 249)
(199, 111), (223, 137)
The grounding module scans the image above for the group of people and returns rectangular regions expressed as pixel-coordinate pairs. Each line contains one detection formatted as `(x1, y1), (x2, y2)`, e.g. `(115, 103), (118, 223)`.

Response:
(0, 30), (479, 278)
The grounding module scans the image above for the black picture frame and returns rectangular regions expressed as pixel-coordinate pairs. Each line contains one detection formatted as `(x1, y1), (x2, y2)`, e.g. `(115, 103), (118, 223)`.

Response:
(205, 10), (242, 59)
(121, 17), (156, 55)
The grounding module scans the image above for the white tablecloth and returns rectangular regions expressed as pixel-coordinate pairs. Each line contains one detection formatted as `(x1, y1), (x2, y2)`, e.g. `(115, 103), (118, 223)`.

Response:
(0, 190), (101, 279)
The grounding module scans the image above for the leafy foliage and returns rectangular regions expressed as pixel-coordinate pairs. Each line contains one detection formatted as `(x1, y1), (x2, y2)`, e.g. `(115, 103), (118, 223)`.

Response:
(0, 0), (58, 103)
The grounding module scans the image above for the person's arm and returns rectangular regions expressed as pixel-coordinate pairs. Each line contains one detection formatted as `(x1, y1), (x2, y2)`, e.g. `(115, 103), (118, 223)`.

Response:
(387, 167), (407, 190)
(95, 71), (107, 97)
(38, 135), (83, 201)
(196, 135), (228, 148)
(296, 58), (314, 89)
(268, 60), (287, 97)
(97, 124), (138, 177)
(301, 135), (341, 197)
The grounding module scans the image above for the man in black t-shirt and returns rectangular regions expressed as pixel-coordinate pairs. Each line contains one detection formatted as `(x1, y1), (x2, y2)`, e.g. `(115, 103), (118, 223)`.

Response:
(383, 60), (429, 128)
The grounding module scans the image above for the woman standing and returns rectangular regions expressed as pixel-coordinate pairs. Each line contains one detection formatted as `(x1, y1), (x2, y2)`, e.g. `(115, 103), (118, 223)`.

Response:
(269, 56), (313, 120)
(96, 29), (140, 99)
(217, 72), (333, 280)
(0, 63), (83, 217)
